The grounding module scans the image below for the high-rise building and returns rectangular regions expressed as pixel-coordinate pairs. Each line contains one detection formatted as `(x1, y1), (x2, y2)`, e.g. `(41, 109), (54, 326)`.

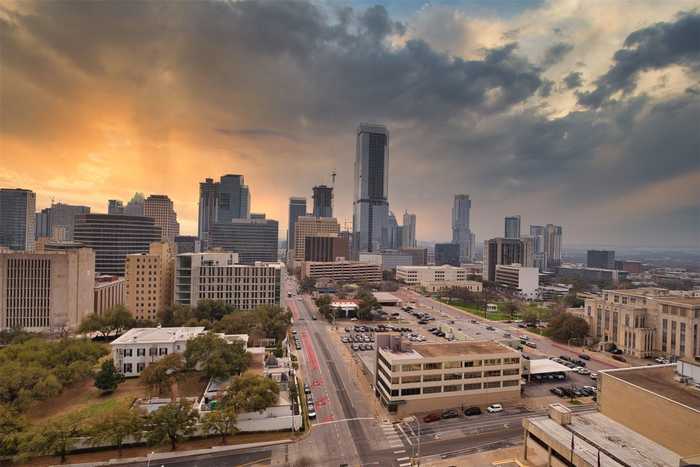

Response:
(353, 123), (390, 253)
(197, 175), (251, 244)
(543, 224), (563, 270)
(387, 211), (401, 249)
(520, 236), (536, 268)
(174, 235), (201, 255)
(434, 243), (461, 266)
(587, 249), (616, 269)
(312, 185), (333, 218)
(35, 203), (91, 241)
(399, 247), (428, 266)
(144, 195), (180, 243)
(529, 225), (545, 270)
(402, 211), (417, 248)
(0, 188), (36, 251)
(504, 215), (521, 239)
(108, 200), (124, 215)
(287, 197), (307, 258)
(304, 235), (349, 262)
(197, 178), (218, 243)
(208, 217), (278, 265)
(451, 194), (473, 262)
(338, 231), (354, 260)
(482, 237), (524, 282)
(293, 216), (340, 264)
(35, 209), (50, 239)
(125, 241), (174, 321)
(124, 193), (145, 217)
(0, 248), (95, 331)
(74, 214), (162, 276)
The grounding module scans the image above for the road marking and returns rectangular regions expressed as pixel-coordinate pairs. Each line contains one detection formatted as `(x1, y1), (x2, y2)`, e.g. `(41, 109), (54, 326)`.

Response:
(396, 457), (409, 461)
(399, 463), (411, 467)
(312, 416), (375, 427)
(393, 450), (406, 454)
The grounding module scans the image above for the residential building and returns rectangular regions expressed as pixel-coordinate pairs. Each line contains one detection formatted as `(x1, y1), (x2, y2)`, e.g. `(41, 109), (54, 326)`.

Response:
(301, 260), (382, 284)
(557, 265), (629, 284)
(360, 250), (413, 271)
(312, 185), (333, 218)
(74, 214), (162, 276)
(0, 248), (95, 331)
(399, 247), (428, 266)
(615, 260), (642, 274)
(208, 217), (278, 265)
(126, 242), (174, 321)
(0, 188), (36, 251)
(494, 264), (540, 299)
(293, 216), (340, 264)
(124, 193), (145, 216)
(587, 249), (616, 269)
(482, 237), (524, 282)
(451, 194), (473, 262)
(401, 211), (416, 248)
(543, 224), (563, 270)
(396, 265), (483, 293)
(35, 202), (90, 241)
(504, 215), (521, 239)
(108, 199), (124, 215)
(174, 235), (201, 255)
(434, 243), (460, 266)
(197, 175), (251, 243)
(174, 252), (285, 310)
(304, 235), (349, 262)
(94, 275), (126, 315)
(353, 123), (390, 253)
(144, 195), (180, 243)
(374, 336), (521, 417)
(287, 197), (307, 259)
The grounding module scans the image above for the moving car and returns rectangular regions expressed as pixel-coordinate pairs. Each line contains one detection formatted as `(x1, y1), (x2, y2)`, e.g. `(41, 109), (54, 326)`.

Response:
(486, 404), (503, 413)
(441, 409), (459, 419)
(578, 354), (591, 360)
(463, 406), (482, 416)
(612, 354), (626, 362)
(423, 413), (441, 423)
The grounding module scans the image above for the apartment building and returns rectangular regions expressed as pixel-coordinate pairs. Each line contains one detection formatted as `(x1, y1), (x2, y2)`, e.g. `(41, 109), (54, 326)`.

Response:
(584, 287), (700, 360)
(396, 265), (483, 293)
(293, 216), (340, 264)
(125, 241), (174, 321)
(301, 260), (382, 284)
(374, 335), (521, 417)
(94, 275), (126, 315)
(494, 264), (540, 299)
(174, 252), (285, 310)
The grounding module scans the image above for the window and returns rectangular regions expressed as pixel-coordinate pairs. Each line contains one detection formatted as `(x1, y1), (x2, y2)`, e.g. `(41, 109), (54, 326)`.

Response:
(503, 357), (520, 364)
(463, 371), (481, 379)
(463, 383), (481, 391)
(137, 348), (145, 357)
(484, 370), (501, 378)
(423, 374), (442, 382)
(159, 348), (168, 356)
(444, 361), (461, 369)
(503, 380), (520, 387)
(123, 363), (133, 373)
(401, 375), (421, 384)
(401, 364), (421, 372)
(423, 362), (442, 371)
(401, 387), (421, 396)
(484, 381), (501, 389)
(444, 373), (462, 381)
(464, 360), (482, 367)
(484, 359), (501, 366)
(671, 321), (677, 353)
(679, 322), (686, 354)
(444, 384), (461, 392)
(423, 385), (442, 394)
(503, 369), (519, 376)
(137, 362), (145, 373)
(149, 347), (158, 356)
(662, 319), (668, 352)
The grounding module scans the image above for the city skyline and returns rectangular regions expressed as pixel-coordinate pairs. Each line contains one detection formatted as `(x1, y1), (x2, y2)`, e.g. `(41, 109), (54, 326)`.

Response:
(2, 1), (699, 248)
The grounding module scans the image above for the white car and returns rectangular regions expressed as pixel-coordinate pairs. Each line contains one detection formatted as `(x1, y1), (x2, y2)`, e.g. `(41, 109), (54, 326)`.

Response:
(590, 372), (598, 380)
(487, 404), (503, 413)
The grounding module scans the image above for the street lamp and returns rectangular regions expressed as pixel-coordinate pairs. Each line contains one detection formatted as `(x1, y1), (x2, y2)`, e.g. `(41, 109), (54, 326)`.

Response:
(146, 451), (155, 467)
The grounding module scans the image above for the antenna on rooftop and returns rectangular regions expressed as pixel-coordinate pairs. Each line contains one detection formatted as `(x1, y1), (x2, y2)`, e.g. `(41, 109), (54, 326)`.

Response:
(331, 170), (336, 187)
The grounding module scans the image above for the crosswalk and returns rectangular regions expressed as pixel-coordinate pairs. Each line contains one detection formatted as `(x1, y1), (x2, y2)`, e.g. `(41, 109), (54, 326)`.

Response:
(380, 421), (412, 466)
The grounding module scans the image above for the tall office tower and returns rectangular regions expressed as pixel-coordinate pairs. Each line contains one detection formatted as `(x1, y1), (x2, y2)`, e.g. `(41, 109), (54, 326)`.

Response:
(36, 209), (50, 239)
(124, 193), (145, 217)
(198, 178), (218, 243)
(482, 238), (524, 282)
(521, 236), (536, 268)
(338, 231), (354, 260)
(0, 248), (95, 331)
(434, 243), (461, 266)
(529, 225), (546, 270)
(353, 123), (390, 253)
(0, 188), (36, 251)
(387, 211), (401, 249)
(544, 224), (563, 270)
(451, 194), (473, 262)
(108, 199), (124, 215)
(36, 203), (91, 241)
(304, 235), (349, 262)
(312, 185), (333, 218)
(208, 217), (278, 265)
(144, 195), (180, 243)
(174, 235), (201, 255)
(125, 241), (174, 321)
(218, 174), (250, 222)
(504, 215), (521, 239)
(287, 197), (307, 259)
(402, 211), (417, 248)
(587, 250), (616, 269)
(293, 216), (340, 264)
(74, 214), (162, 276)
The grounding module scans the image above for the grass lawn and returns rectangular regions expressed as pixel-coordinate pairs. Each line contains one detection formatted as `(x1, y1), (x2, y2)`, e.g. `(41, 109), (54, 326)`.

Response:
(439, 300), (520, 321)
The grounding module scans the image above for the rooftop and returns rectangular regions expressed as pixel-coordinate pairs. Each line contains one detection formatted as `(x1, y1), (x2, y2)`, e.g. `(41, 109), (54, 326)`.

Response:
(603, 365), (700, 411)
(381, 340), (517, 360)
(112, 327), (205, 345)
(655, 296), (700, 306)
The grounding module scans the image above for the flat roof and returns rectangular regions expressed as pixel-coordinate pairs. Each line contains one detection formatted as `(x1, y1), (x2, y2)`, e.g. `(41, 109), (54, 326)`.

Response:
(604, 365), (700, 411)
(112, 327), (205, 345)
(656, 296), (700, 306)
(373, 292), (401, 302)
(527, 358), (573, 374)
(399, 340), (517, 359)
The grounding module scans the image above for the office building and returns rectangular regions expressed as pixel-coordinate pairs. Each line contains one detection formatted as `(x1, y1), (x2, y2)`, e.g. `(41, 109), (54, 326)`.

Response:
(587, 249), (615, 269)
(557, 266), (629, 284)
(401, 211), (416, 248)
(520, 236), (536, 268)
(197, 177), (218, 243)
(208, 217), (278, 265)
(399, 247), (428, 266)
(353, 123), (390, 253)
(74, 214), (162, 276)
(504, 215), (521, 239)
(451, 194), (473, 262)
(0, 188), (36, 251)
(434, 243), (461, 267)
(94, 275), (126, 315)
(482, 238), (524, 282)
(614, 260), (642, 274)
(338, 231), (354, 260)
(174, 235), (201, 255)
(301, 260), (382, 284)
(360, 251), (413, 271)
(35, 203), (90, 242)
(494, 264), (540, 299)
(144, 195), (180, 243)
(35, 209), (50, 239)
(304, 235), (349, 262)
(0, 248), (95, 331)
(386, 211), (401, 250)
(543, 224), (563, 270)
(124, 193), (145, 217)
(287, 197), (307, 258)
(108, 200), (124, 215)
(529, 225), (546, 271)
(197, 175), (251, 243)
(126, 242), (174, 321)
(375, 336), (521, 417)
(312, 185), (333, 218)
(174, 252), (284, 309)
(396, 265), (483, 292)
(293, 216), (340, 264)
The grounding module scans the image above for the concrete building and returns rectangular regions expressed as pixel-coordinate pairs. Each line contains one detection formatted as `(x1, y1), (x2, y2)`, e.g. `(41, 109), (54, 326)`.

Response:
(0, 248), (95, 331)
(557, 265), (629, 284)
(94, 275), (126, 315)
(529, 225), (546, 271)
(197, 175), (251, 244)
(126, 242), (174, 321)
(543, 224), (563, 270)
(301, 260), (382, 284)
(587, 249), (616, 269)
(338, 231), (354, 261)
(74, 214), (162, 276)
(504, 215), (521, 239)
(174, 252), (285, 310)
(483, 237), (524, 282)
(401, 211), (416, 248)
(360, 250), (413, 271)
(451, 194), (473, 262)
(434, 243), (460, 266)
(108, 199), (124, 215)
(615, 260), (642, 274)
(208, 217), (278, 265)
(124, 193), (145, 217)
(174, 235), (201, 255)
(293, 216), (340, 264)
(353, 123), (390, 253)
(303, 234), (349, 262)
(35, 202), (90, 241)
(396, 265), (483, 292)
(494, 264), (540, 299)
(520, 236), (536, 268)
(374, 336), (521, 416)
(399, 247), (428, 266)
(312, 185), (333, 218)
(144, 195), (180, 243)
(0, 188), (36, 251)
(287, 197), (307, 259)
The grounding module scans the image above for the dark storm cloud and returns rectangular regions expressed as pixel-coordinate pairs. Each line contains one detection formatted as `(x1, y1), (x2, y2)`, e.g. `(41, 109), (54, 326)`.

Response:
(562, 71), (583, 89)
(541, 42), (573, 67)
(578, 11), (700, 108)
(215, 128), (299, 142)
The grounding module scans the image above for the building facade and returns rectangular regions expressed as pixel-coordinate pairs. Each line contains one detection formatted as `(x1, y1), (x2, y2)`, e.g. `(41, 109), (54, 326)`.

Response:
(312, 185), (333, 218)
(482, 238), (524, 282)
(401, 211), (417, 248)
(144, 195), (180, 243)
(557, 266), (629, 284)
(587, 250), (616, 269)
(287, 197), (307, 258)
(0, 188), (36, 251)
(208, 217), (278, 265)
(197, 175), (251, 244)
(301, 260), (382, 284)
(304, 235), (349, 262)
(126, 242), (174, 321)
(543, 224), (563, 270)
(174, 235), (201, 255)
(108, 199), (124, 215)
(94, 275), (126, 315)
(35, 203), (90, 242)
(451, 194), (473, 262)
(494, 264), (540, 299)
(360, 251), (413, 271)
(293, 216), (340, 264)
(396, 265), (483, 292)
(124, 193), (145, 216)
(434, 243), (460, 267)
(399, 247), (428, 266)
(504, 215), (521, 239)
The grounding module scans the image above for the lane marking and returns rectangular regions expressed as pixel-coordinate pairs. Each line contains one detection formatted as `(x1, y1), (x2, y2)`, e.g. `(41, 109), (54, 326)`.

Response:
(396, 457), (409, 461)
(393, 450), (406, 454)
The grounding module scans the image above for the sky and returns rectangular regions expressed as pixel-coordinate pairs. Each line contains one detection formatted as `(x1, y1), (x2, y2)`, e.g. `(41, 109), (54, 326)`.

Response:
(1, 0), (699, 248)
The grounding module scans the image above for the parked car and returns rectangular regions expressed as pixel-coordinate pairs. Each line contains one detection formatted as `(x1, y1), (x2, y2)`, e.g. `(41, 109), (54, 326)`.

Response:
(486, 404), (503, 413)
(463, 406), (482, 416)
(423, 413), (441, 423)
(609, 348), (623, 355)
(304, 384), (311, 394)
(550, 387), (564, 397)
(441, 409), (459, 419)
(485, 326), (495, 331)
(578, 354), (591, 360)
(308, 407), (317, 419)
(590, 372), (598, 380)
(612, 354), (626, 362)
(525, 342), (537, 348)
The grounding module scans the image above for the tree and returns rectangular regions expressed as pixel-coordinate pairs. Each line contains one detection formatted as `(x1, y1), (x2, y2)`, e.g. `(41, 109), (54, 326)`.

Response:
(0, 404), (26, 457)
(356, 289), (381, 321)
(184, 333), (251, 379)
(94, 360), (124, 394)
(194, 300), (236, 322)
(522, 309), (540, 327)
(213, 311), (258, 335)
(159, 304), (194, 327)
(140, 354), (184, 397)
(201, 403), (238, 444)
(146, 399), (199, 451)
(23, 412), (85, 463)
(502, 300), (520, 320)
(79, 305), (135, 338)
(315, 295), (333, 321)
(546, 312), (590, 343)
(89, 406), (144, 457)
(255, 305), (292, 341)
(223, 374), (279, 413)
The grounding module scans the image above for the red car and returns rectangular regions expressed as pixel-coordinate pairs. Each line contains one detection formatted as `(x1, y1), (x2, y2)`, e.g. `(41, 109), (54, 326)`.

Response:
(422, 413), (441, 423)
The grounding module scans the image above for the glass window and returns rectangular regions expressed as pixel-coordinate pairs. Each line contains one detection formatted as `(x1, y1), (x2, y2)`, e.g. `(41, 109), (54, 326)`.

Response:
(503, 380), (520, 387)
(137, 348), (145, 357)
(484, 370), (502, 378)
(401, 387), (421, 396)
(401, 375), (421, 384)
(463, 383), (481, 391)
(423, 374), (442, 382)
(503, 357), (520, 364)
(137, 362), (145, 372)
(423, 385), (442, 394)
(444, 384), (461, 392)
(484, 359), (501, 366)
(401, 364), (421, 372)
(444, 361), (462, 369)
(464, 360), (482, 367)
(484, 381), (501, 389)
(423, 362), (442, 371)
(123, 363), (133, 373)
(444, 373), (462, 381)
(503, 369), (519, 376)
(463, 371), (482, 379)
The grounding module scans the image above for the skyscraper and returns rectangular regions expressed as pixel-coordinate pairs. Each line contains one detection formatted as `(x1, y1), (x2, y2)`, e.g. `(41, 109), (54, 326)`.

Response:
(35, 203), (91, 241)
(208, 217), (278, 265)
(198, 178), (218, 243)
(482, 237), (524, 282)
(353, 123), (389, 253)
(504, 215), (521, 239)
(587, 250), (615, 269)
(144, 194), (180, 243)
(544, 224), (563, 270)
(451, 194), (473, 262)
(529, 225), (546, 270)
(402, 210), (417, 248)
(312, 185), (333, 218)
(287, 197), (307, 258)
(108, 199), (124, 215)
(293, 216), (340, 264)
(434, 243), (461, 266)
(124, 193), (145, 216)
(0, 188), (36, 251)
(387, 211), (401, 249)
(197, 175), (251, 244)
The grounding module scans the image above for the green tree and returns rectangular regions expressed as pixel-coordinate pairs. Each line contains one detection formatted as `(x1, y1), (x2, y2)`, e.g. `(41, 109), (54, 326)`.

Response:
(315, 295), (333, 321)
(184, 333), (251, 379)
(223, 374), (279, 413)
(502, 300), (520, 320)
(546, 312), (590, 343)
(94, 360), (124, 394)
(89, 406), (144, 457)
(146, 399), (199, 451)
(79, 305), (135, 338)
(140, 354), (184, 397)
(521, 309), (539, 326)
(0, 404), (26, 457)
(212, 311), (258, 335)
(356, 289), (381, 321)
(201, 403), (238, 444)
(255, 305), (292, 341)
(194, 300), (236, 322)
(159, 304), (194, 327)
(22, 412), (85, 463)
